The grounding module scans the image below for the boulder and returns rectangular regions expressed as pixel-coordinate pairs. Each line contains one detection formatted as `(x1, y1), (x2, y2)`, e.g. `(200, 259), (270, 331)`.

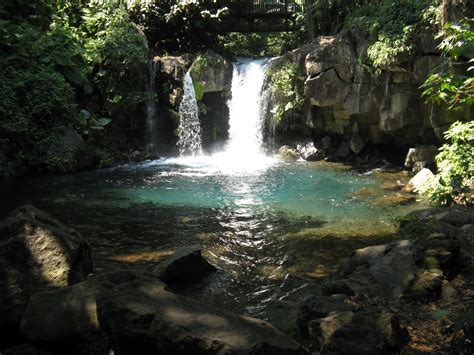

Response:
(320, 136), (332, 150)
(151, 247), (216, 283)
(0, 205), (93, 346)
(404, 145), (438, 170)
(279, 145), (300, 161)
(404, 168), (434, 193)
(297, 141), (325, 161)
(97, 276), (307, 355)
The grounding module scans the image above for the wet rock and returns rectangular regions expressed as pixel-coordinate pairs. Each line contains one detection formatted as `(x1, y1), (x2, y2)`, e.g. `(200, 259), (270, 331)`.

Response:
(190, 52), (233, 93)
(404, 168), (434, 193)
(380, 182), (404, 191)
(349, 134), (365, 154)
(97, 277), (307, 355)
(20, 271), (141, 346)
(404, 145), (438, 170)
(297, 141), (325, 161)
(373, 193), (416, 207)
(279, 145), (300, 161)
(0, 205), (93, 346)
(152, 247), (216, 283)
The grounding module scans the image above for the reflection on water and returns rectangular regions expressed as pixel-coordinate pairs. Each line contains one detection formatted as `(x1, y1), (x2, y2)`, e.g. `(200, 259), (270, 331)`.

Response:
(0, 158), (425, 315)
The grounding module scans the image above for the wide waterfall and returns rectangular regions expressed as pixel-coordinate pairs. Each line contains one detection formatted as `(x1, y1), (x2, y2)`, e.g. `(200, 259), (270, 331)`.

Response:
(177, 71), (203, 156)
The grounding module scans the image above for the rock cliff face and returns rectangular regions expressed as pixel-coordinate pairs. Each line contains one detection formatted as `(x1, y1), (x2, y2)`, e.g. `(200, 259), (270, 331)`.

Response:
(267, 28), (471, 155)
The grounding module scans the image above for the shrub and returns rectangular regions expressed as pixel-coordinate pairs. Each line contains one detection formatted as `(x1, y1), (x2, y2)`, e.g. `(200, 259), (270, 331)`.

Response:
(420, 121), (473, 206)
(268, 62), (306, 134)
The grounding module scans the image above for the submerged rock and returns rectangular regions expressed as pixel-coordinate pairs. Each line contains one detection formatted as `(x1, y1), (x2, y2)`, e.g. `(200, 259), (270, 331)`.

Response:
(0, 205), (93, 346)
(152, 247), (216, 283)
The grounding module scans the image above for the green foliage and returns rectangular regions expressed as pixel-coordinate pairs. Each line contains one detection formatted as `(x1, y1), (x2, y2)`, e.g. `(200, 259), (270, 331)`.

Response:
(420, 21), (473, 206)
(346, 0), (439, 71)
(422, 22), (474, 110)
(81, 2), (148, 115)
(420, 121), (474, 206)
(268, 62), (306, 133)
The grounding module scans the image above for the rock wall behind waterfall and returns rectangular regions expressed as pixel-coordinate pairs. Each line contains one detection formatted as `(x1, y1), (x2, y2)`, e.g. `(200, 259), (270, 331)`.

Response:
(267, 28), (471, 155)
(152, 52), (232, 155)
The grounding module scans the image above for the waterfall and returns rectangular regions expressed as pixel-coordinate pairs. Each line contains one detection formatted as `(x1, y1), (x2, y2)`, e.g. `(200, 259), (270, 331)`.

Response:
(224, 59), (269, 158)
(178, 71), (202, 156)
(146, 60), (158, 153)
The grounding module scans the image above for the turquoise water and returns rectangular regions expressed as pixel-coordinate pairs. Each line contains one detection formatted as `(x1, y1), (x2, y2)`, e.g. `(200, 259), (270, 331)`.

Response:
(0, 158), (422, 315)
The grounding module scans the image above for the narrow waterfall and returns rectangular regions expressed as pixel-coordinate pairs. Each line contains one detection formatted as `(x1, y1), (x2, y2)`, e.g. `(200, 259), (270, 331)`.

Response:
(146, 60), (158, 152)
(178, 71), (202, 156)
(225, 59), (269, 158)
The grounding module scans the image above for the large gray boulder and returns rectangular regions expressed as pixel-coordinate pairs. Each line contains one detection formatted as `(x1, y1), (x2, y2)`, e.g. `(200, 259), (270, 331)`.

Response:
(0, 205), (93, 346)
(297, 141), (325, 161)
(97, 276), (307, 355)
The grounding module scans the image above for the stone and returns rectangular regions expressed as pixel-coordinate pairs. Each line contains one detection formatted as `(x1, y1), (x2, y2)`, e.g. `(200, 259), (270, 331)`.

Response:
(279, 145), (300, 161)
(404, 168), (435, 193)
(20, 271), (141, 345)
(151, 247), (216, 283)
(297, 141), (325, 161)
(349, 134), (365, 154)
(404, 145), (438, 169)
(406, 270), (443, 302)
(335, 141), (350, 158)
(0, 205), (93, 346)
(440, 280), (458, 301)
(97, 277), (307, 355)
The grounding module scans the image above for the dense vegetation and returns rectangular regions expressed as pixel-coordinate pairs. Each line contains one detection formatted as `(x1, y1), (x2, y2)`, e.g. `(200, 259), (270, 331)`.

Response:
(0, 0), (148, 175)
